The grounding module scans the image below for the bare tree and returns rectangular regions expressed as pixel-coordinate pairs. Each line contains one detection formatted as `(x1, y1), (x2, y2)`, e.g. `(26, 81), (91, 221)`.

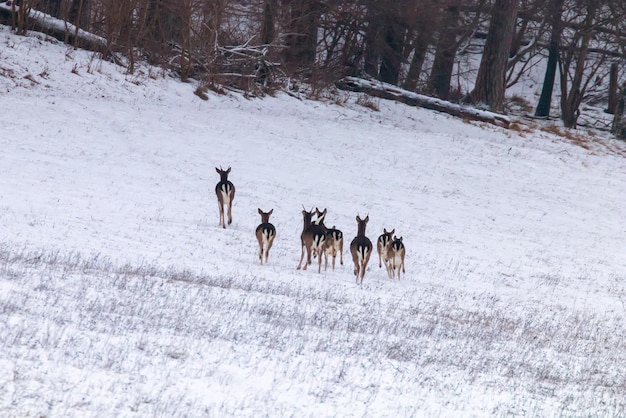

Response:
(534, 0), (564, 118)
(469, 0), (520, 112)
(558, 0), (598, 128)
(402, 0), (438, 91)
(427, 2), (460, 99)
(283, 0), (323, 74)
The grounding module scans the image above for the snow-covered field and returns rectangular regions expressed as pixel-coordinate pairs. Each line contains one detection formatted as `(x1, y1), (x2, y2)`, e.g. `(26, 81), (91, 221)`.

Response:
(1, 26), (626, 416)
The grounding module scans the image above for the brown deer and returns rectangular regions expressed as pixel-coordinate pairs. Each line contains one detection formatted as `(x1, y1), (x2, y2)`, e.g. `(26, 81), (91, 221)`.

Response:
(385, 236), (406, 279)
(296, 208), (326, 273)
(314, 208), (344, 270)
(215, 166), (235, 228)
(376, 228), (395, 268)
(349, 215), (372, 284)
(255, 208), (276, 265)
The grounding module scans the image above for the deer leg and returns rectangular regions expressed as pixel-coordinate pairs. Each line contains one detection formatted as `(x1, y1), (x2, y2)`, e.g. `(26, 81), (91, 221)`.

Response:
(358, 261), (365, 284)
(297, 244), (306, 270)
(304, 245), (312, 270)
(265, 238), (274, 264)
(227, 203), (233, 225)
(217, 201), (225, 228)
(339, 243), (343, 266)
(317, 249), (323, 273)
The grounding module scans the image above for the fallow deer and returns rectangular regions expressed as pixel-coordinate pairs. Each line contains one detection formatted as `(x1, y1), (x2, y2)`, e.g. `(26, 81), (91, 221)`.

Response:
(297, 208), (326, 273)
(376, 228), (395, 269)
(215, 166), (235, 228)
(314, 208), (344, 270)
(349, 215), (372, 284)
(385, 236), (406, 279)
(255, 208), (276, 265)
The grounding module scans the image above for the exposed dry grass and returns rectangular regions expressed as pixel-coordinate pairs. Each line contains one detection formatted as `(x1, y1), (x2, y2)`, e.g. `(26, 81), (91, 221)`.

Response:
(356, 94), (379, 111)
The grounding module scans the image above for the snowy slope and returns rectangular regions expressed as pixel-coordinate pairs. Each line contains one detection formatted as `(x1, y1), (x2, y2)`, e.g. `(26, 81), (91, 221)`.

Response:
(1, 25), (626, 417)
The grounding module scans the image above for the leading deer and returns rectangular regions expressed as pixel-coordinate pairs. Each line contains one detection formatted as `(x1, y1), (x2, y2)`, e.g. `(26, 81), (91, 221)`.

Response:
(297, 208), (326, 273)
(215, 166), (235, 228)
(255, 208), (276, 265)
(385, 236), (406, 279)
(350, 215), (372, 284)
(314, 207), (344, 270)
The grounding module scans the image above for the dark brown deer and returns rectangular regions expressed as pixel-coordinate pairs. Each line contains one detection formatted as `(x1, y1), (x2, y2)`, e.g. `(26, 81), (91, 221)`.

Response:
(385, 236), (406, 279)
(297, 208), (326, 273)
(314, 207), (344, 271)
(255, 208), (276, 265)
(349, 215), (372, 284)
(376, 228), (395, 269)
(215, 166), (235, 228)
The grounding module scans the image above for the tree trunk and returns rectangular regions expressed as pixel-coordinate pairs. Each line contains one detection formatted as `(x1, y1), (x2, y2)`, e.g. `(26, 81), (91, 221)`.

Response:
(612, 84), (626, 139)
(559, 1), (596, 128)
(68, 0), (90, 31)
(41, 0), (62, 18)
(284, 0), (320, 74)
(534, 0), (563, 118)
(469, 0), (519, 112)
(260, 1), (275, 45)
(378, 17), (404, 85)
(402, 15), (434, 91)
(362, 4), (384, 78)
(428, 4), (460, 100)
(607, 62), (618, 114)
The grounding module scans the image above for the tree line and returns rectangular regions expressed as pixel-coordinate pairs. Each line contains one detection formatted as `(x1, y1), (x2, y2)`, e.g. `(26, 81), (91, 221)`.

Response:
(3, 0), (626, 136)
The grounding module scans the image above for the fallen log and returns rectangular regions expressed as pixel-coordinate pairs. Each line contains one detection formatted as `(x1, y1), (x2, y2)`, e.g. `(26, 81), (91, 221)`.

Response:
(0, 3), (107, 54)
(336, 76), (511, 128)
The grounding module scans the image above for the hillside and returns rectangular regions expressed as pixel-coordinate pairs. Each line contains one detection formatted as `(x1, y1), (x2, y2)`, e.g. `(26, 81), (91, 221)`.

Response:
(1, 25), (626, 417)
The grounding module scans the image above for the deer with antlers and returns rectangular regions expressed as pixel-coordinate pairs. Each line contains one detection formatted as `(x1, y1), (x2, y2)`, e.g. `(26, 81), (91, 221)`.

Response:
(215, 166), (235, 229)
(349, 215), (372, 284)
(385, 236), (406, 279)
(297, 207), (326, 273)
(376, 228), (395, 269)
(255, 208), (276, 265)
(314, 207), (344, 271)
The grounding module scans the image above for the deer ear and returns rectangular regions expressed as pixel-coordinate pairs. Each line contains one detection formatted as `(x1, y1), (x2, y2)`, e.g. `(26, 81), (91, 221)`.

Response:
(215, 167), (220, 173)
(226, 166), (231, 174)
(356, 215), (360, 222)
(268, 209), (273, 215)
(258, 208), (263, 215)
(364, 215), (369, 223)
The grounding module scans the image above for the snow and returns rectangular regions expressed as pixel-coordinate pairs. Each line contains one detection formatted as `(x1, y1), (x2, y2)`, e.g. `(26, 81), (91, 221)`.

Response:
(1, 25), (626, 416)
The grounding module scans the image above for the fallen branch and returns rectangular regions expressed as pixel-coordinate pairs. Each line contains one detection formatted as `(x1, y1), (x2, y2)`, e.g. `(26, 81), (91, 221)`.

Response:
(336, 77), (511, 128)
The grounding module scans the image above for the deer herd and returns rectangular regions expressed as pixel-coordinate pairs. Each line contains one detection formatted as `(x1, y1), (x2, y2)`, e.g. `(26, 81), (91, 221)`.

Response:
(215, 166), (406, 285)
